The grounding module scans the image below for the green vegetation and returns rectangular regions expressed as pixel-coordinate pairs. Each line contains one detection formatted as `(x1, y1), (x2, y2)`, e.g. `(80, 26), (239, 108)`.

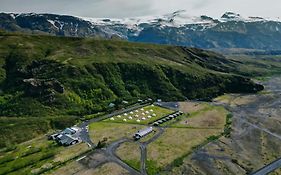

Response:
(103, 105), (174, 124)
(145, 102), (229, 174)
(0, 32), (278, 148)
(82, 112), (106, 121)
(116, 142), (141, 171)
(0, 136), (90, 175)
(170, 104), (227, 129)
(89, 122), (144, 144)
(226, 54), (281, 77)
(224, 113), (233, 138)
(146, 160), (161, 175)
(0, 116), (77, 148)
(146, 128), (223, 175)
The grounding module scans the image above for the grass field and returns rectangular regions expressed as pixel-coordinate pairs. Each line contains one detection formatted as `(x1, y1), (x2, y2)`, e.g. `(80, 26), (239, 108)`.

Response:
(49, 161), (129, 175)
(269, 168), (281, 175)
(103, 105), (174, 125)
(178, 101), (208, 113)
(89, 162), (130, 175)
(89, 122), (145, 144)
(171, 104), (228, 129)
(146, 128), (223, 175)
(0, 136), (90, 175)
(145, 102), (228, 174)
(213, 94), (257, 107)
(116, 142), (141, 171)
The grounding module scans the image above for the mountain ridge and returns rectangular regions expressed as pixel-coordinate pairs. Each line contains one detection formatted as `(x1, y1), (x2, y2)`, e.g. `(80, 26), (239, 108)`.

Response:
(1, 11), (281, 50)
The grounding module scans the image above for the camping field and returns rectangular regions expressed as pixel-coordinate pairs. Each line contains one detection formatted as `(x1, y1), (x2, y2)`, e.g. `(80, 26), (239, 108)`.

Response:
(0, 101), (229, 175)
(103, 104), (174, 125)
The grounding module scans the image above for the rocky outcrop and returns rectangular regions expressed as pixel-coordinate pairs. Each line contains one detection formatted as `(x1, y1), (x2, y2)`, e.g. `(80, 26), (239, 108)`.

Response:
(23, 78), (64, 102)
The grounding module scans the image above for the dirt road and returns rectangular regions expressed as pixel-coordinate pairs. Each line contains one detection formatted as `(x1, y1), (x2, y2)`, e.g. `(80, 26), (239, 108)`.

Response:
(170, 76), (281, 175)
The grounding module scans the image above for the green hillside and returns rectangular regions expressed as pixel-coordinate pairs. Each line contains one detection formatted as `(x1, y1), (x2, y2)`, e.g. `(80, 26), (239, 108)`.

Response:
(0, 32), (277, 148)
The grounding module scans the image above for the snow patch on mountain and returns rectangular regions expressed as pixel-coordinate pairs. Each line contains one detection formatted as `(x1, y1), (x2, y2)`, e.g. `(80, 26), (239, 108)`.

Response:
(47, 19), (59, 30)
(9, 13), (16, 19)
(77, 10), (281, 33)
(220, 12), (281, 23)
(80, 10), (217, 28)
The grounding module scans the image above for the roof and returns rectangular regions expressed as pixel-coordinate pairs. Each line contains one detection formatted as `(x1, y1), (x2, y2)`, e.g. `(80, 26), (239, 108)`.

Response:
(58, 134), (77, 145)
(62, 128), (76, 135)
(109, 103), (115, 107)
(70, 127), (80, 132)
(136, 127), (153, 137)
(57, 134), (68, 140)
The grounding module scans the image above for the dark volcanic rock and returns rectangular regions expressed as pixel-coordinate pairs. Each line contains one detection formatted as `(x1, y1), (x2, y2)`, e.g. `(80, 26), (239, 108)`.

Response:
(23, 78), (64, 101)
(1, 12), (281, 50)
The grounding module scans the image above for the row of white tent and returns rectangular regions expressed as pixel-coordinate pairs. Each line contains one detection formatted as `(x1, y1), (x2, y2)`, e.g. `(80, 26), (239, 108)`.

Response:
(110, 108), (157, 122)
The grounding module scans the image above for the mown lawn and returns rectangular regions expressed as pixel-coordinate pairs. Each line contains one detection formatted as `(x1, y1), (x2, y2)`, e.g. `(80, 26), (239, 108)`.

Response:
(103, 105), (174, 125)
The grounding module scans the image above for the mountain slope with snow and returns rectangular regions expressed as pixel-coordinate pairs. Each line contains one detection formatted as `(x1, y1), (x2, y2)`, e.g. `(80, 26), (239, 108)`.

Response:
(1, 11), (281, 50)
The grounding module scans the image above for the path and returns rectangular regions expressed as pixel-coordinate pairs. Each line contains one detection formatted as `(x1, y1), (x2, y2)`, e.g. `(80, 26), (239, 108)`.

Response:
(251, 157), (281, 175)
(105, 138), (141, 175)
(139, 127), (165, 175)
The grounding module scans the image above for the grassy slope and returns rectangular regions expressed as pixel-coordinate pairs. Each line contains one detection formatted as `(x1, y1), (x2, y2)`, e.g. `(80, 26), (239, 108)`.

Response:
(0, 136), (89, 175)
(0, 32), (279, 148)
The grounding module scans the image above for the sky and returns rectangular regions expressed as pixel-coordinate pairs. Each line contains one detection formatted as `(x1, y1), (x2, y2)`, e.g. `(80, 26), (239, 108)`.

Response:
(0, 0), (280, 19)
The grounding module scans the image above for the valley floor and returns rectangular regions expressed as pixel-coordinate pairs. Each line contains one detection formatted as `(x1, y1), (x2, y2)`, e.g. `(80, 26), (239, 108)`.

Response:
(48, 99), (229, 175)
(170, 76), (281, 175)
(2, 77), (281, 175)
(50, 76), (281, 175)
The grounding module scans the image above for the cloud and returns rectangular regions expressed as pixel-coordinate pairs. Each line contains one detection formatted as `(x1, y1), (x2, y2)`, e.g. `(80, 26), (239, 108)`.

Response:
(192, 0), (213, 9)
(0, 0), (280, 19)
(80, 0), (153, 18)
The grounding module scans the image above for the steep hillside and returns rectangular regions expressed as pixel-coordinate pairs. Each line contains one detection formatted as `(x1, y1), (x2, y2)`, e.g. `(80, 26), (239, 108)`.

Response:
(0, 32), (267, 147)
